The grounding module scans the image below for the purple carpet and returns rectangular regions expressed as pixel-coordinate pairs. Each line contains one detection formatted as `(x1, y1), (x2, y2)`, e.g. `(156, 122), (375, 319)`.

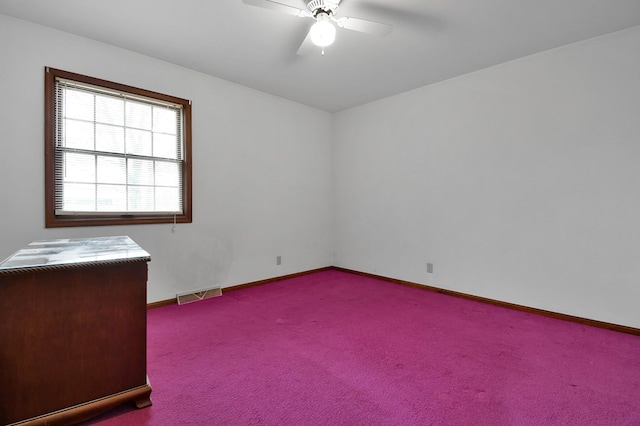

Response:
(87, 269), (640, 425)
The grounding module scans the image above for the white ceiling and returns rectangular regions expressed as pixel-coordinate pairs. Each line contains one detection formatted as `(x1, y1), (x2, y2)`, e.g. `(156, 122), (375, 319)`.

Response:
(2, 0), (640, 112)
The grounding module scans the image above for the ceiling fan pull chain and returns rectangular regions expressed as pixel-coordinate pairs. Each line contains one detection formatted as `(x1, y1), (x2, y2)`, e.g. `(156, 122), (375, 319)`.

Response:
(321, 47), (325, 56)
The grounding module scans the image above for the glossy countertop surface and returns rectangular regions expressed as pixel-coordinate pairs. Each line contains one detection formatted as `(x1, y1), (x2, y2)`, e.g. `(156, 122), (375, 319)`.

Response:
(0, 236), (150, 271)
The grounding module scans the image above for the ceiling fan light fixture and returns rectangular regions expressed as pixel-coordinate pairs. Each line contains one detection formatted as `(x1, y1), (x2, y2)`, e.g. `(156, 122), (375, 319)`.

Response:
(310, 16), (336, 47)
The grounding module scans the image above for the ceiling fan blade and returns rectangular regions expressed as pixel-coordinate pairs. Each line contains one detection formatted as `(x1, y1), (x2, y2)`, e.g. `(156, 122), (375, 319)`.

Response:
(335, 16), (392, 37)
(242, 0), (311, 17)
(296, 30), (315, 55)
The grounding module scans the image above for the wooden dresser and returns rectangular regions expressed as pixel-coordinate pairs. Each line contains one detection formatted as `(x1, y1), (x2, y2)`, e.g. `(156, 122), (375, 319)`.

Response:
(0, 236), (152, 425)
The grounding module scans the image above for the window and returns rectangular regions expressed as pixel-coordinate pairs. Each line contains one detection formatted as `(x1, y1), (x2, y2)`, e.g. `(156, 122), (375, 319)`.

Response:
(45, 67), (192, 227)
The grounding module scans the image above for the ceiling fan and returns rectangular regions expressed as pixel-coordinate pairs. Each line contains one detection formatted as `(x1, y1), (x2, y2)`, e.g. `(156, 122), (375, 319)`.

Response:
(242, 0), (392, 55)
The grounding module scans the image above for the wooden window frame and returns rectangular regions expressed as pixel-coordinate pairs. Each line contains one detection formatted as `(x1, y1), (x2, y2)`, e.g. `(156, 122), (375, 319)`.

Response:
(44, 67), (192, 228)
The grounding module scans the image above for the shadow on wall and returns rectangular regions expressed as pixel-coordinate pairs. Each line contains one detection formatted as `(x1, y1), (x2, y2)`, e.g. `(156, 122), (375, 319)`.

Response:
(164, 227), (234, 295)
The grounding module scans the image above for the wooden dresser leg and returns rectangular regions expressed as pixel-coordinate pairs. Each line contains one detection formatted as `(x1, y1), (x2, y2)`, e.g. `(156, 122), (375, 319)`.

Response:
(134, 380), (153, 408)
(135, 395), (153, 409)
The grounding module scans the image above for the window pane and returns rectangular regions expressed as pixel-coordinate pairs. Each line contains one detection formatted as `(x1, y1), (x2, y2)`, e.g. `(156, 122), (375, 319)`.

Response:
(156, 187), (179, 211)
(64, 89), (94, 121)
(97, 156), (126, 184)
(153, 133), (178, 159)
(128, 186), (154, 211)
(128, 159), (154, 185)
(126, 128), (152, 156)
(96, 124), (125, 153)
(96, 95), (124, 126)
(153, 107), (177, 134)
(126, 101), (152, 130)
(97, 184), (126, 211)
(155, 161), (179, 187)
(63, 183), (96, 211)
(64, 119), (94, 150)
(63, 152), (95, 183)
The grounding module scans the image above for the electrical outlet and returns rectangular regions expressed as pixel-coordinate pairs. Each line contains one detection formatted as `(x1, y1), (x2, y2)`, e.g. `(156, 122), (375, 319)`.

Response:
(277, 256), (282, 266)
(427, 263), (434, 274)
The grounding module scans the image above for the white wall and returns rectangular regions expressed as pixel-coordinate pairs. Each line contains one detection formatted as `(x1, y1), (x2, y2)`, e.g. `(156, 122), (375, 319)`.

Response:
(334, 26), (640, 328)
(0, 14), (333, 302)
(3, 13), (639, 328)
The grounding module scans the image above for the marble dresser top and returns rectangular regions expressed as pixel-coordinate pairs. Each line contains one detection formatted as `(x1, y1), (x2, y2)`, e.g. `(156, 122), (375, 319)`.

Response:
(0, 236), (150, 272)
